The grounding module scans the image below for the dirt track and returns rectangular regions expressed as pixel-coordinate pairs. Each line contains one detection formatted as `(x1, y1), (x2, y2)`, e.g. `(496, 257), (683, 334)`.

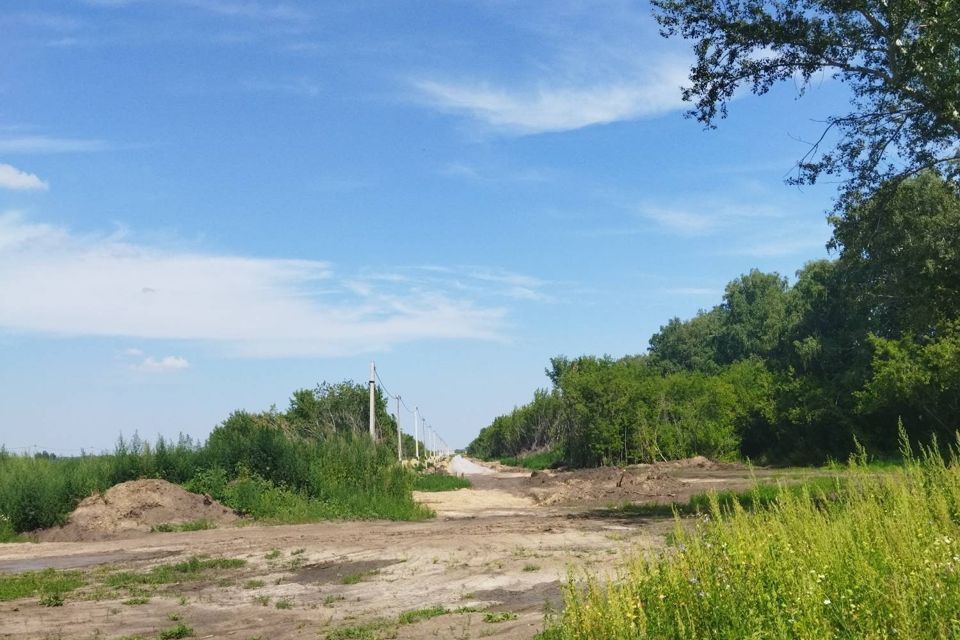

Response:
(0, 457), (809, 640)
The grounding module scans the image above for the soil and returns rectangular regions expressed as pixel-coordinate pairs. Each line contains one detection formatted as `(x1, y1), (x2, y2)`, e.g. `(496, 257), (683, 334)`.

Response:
(35, 479), (239, 542)
(0, 456), (823, 640)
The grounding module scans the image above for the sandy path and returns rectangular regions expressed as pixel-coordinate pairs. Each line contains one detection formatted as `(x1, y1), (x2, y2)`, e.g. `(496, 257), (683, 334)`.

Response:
(449, 455), (497, 475)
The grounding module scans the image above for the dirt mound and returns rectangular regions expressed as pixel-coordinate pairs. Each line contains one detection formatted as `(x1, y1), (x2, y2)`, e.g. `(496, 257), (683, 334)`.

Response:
(668, 455), (719, 469)
(520, 457), (747, 507)
(37, 479), (239, 542)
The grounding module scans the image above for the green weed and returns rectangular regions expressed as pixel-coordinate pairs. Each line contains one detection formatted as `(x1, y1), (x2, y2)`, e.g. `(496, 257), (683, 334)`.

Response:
(398, 605), (448, 624)
(106, 556), (245, 588)
(325, 620), (395, 639)
(0, 568), (84, 602)
(157, 623), (193, 639)
(544, 441), (960, 639)
(412, 473), (471, 492)
(483, 612), (517, 623)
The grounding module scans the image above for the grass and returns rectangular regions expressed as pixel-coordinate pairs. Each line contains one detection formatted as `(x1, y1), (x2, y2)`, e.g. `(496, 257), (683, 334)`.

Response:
(412, 473), (471, 492)
(0, 420), (436, 538)
(157, 623), (193, 639)
(123, 596), (150, 605)
(151, 519), (215, 533)
(242, 579), (265, 589)
(0, 568), (85, 602)
(340, 569), (379, 585)
(398, 605), (448, 624)
(483, 612), (518, 623)
(498, 449), (562, 470)
(325, 619), (396, 639)
(522, 563), (541, 572)
(598, 476), (846, 519)
(106, 556), (245, 588)
(275, 597), (293, 609)
(542, 437), (960, 639)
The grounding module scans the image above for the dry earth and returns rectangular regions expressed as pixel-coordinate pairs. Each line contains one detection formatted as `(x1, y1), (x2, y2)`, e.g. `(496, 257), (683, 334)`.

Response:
(0, 456), (813, 640)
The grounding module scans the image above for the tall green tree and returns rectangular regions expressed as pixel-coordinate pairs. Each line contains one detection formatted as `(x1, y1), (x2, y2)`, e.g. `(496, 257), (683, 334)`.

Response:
(652, 0), (960, 206)
(831, 171), (960, 337)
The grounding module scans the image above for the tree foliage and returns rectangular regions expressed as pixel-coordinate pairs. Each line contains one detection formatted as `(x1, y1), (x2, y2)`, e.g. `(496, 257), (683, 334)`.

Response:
(651, 0), (960, 206)
(470, 173), (960, 466)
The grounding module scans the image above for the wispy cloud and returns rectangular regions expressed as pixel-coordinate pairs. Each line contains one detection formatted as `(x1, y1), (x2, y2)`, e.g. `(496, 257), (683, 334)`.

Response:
(439, 162), (552, 184)
(0, 164), (49, 191)
(0, 213), (522, 357)
(0, 136), (111, 154)
(84, 0), (309, 21)
(638, 201), (781, 237)
(358, 265), (557, 304)
(133, 355), (191, 373)
(184, 0), (309, 21)
(413, 60), (687, 134)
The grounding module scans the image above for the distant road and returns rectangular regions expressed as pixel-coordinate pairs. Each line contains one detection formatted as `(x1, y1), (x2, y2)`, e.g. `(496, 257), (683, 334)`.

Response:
(448, 455), (496, 476)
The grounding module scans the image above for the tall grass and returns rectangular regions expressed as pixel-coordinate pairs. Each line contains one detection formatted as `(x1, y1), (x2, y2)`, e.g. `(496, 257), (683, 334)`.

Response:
(542, 437), (960, 639)
(0, 416), (431, 535)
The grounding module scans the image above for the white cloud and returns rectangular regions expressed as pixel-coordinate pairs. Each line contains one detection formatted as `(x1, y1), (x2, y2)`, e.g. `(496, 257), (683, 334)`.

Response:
(0, 213), (512, 357)
(637, 200), (782, 237)
(359, 265), (556, 303)
(0, 164), (49, 191)
(414, 60), (688, 134)
(133, 355), (190, 373)
(0, 136), (110, 154)
(84, 0), (308, 21)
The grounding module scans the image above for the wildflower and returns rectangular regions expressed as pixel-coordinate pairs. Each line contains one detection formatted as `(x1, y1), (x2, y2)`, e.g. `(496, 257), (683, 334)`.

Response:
(823, 598), (831, 605)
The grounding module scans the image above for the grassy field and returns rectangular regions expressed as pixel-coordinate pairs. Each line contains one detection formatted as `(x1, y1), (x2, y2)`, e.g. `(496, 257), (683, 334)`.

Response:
(540, 440), (960, 639)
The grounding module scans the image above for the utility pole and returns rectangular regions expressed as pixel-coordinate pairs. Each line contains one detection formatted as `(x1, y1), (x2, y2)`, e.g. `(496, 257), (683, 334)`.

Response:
(414, 407), (420, 460)
(368, 361), (377, 441)
(396, 395), (402, 462)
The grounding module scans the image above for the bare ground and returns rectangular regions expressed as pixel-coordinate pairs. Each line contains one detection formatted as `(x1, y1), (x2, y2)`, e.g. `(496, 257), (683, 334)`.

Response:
(0, 457), (815, 640)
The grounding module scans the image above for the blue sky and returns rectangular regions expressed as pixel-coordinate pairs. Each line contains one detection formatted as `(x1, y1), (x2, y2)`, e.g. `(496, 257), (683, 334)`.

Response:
(0, 0), (845, 453)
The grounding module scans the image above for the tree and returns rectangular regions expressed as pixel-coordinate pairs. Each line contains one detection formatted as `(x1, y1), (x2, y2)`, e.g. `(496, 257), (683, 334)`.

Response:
(831, 171), (960, 336)
(652, 0), (960, 206)
(649, 308), (724, 373)
(715, 269), (790, 364)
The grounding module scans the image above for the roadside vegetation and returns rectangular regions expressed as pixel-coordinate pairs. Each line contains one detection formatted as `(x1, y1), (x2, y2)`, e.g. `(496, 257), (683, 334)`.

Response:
(470, 173), (960, 467)
(0, 380), (434, 537)
(412, 473), (471, 492)
(542, 439), (960, 639)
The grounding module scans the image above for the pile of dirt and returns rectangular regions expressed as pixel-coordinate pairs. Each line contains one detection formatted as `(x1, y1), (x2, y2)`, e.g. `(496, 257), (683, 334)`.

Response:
(36, 479), (239, 542)
(520, 457), (743, 507)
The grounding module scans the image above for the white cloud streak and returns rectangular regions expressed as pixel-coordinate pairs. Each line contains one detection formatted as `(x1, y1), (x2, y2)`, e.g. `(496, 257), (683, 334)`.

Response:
(0, 213), (513, 357)
(0, 136), (110, 154)
(0, 164), (49, 190)
(133, 355), (190, 373)
(414, 60), (688, 134)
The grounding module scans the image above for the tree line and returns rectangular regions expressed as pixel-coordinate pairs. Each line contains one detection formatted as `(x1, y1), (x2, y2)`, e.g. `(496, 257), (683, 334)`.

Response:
(469, 172), (960, 465)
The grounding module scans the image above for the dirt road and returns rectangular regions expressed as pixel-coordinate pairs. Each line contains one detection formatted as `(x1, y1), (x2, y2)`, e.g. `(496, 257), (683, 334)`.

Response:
(0, 457), (805, 640)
